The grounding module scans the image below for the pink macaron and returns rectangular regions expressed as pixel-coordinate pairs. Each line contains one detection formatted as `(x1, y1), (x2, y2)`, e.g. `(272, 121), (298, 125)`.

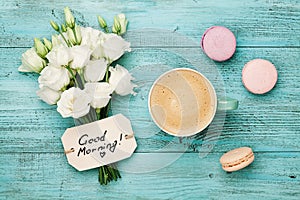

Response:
(201, 26), (236, 62)
(242, 59), (278, 94)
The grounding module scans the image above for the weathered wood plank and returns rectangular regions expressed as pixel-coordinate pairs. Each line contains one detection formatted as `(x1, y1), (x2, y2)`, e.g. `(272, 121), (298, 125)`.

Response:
(0, 152), (299, 199)
(0, 0), (299, 47)
(1, 0), (300, 199)
(1, 47), (299, 153)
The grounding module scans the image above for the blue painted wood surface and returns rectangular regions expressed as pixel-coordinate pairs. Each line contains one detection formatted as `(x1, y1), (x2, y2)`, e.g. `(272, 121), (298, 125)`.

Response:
(1, 0), (300, 199)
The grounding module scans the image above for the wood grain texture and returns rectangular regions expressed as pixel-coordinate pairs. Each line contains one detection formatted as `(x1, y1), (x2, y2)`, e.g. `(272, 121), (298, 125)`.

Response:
(0, 0), (300, 47)
(0, 153), (299, 199)
(1, 0), (300, 199)
(1, 47), (299, 153)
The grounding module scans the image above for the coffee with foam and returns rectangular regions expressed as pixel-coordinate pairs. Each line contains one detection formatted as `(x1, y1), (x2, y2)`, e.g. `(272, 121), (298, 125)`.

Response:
(149, 68), (217, 136)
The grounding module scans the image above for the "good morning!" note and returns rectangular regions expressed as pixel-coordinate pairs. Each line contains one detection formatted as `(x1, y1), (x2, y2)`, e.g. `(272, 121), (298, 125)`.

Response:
(61, 114), (137, 171)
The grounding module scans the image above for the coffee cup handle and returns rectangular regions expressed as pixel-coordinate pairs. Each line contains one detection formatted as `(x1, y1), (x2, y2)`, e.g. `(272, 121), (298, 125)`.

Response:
(217, 97), (239, 111)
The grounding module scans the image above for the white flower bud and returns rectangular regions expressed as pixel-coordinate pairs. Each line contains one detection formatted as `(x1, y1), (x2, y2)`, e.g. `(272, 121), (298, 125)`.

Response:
(50, 20), (60, 32)
(43, 38), (52, 51)
(97, 16), (107, 29)
(67, 25), (82, 45)
(34, 38), (48, 58)
(64, 7), (75, 29)
(18, 48), (46, 73)
(112, 16), (121, 35)
(116, 14), (128, 35)
(61, 24), (67, 32)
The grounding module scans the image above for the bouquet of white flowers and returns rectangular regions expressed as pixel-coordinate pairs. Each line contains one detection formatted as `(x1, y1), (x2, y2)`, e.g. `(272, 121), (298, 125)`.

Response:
(18, 7), (136, 185)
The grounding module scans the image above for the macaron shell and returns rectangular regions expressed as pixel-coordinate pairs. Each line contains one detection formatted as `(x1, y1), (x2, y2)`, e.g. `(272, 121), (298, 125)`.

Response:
(222, 154), (254, 172)
(220, 147), (253, 164)
(220, 147), (254, 172)
(201, 26), (236, 62)
(242, 59), (278, 94)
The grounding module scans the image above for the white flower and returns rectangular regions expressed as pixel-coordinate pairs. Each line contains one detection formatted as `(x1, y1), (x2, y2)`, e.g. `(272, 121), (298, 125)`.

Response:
(34, 38), (48, 58)
(92, 33), (131, 61)
(36, 87), (62, 105)
(18, 48), (46, 73)
(97, 16), (107, 29)
(69, 45), (92, 70)
(43, 38), (52, 51)
(38, 65), (70, 91)
(112, 14), (128, 35)
(84, 82), (113, 108)
(84, 59), (108, 82)
(52, 33), (70, 48)
(64, 7), (75, 29)
(80, 27), (102, 51)
(46, 45), (72, 66)
(109, 64), (136, 96)
(91, 40), (105, 59)
(67, 25), (82, 45)
(51, 35), (62, 47)
(50, 20), (60, 31)
(57, 87), (91, 118)
(101, 34), (131, 62)
(117, 14), (128, 35)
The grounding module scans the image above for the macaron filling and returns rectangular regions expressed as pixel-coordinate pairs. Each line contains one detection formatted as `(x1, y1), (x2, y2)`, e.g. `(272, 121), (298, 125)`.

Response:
(222, 152), (254, 168)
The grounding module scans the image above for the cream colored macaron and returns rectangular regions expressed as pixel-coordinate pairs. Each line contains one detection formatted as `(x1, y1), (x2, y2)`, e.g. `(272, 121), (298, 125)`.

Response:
(220, 147), (254, 172)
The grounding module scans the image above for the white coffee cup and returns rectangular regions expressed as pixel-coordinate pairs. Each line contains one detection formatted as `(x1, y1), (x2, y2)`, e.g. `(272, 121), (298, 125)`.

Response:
(148, 68), (237, 137)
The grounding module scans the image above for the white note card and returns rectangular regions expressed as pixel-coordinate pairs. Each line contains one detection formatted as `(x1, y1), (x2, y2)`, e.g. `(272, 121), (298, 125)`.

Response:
(61, 114), (137, 171)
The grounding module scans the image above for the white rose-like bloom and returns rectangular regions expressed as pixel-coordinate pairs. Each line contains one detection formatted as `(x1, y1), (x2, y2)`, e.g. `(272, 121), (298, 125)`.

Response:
(69, 45), (92, 70)
(38, 65), (70, 91)
(84, 82), (113, 109)
(93, 33), (131, 61)
(109, 64), (136, 96)
(84, 59), (108, 82)
(80, 27), (102, 51)
(46, 45), (72, 67)
(92, 40), (105, 59)
(36, 86), (62, 105)
(57, 87), (91, 118)
(18, 48), (46, 73)
(102, 34), (131, 62)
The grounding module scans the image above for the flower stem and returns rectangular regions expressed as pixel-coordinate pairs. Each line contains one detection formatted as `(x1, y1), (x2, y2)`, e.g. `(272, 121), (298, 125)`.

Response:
(59, 31), (71, 47)
(105, 66), (110, 82)
(105, 100), (111, 117)
(97, 65), (122, 186)
(96, 108), (101, 120)
(103, 166), (108, 185)
(98, 164), (121, 185)
(66, 66), (79, 86)
(72, 27), (79, 45)
(75, 69), (85, 89)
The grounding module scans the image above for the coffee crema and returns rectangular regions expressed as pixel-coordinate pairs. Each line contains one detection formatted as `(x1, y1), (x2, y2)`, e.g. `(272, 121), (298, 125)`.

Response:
(149, 68), (216, 136)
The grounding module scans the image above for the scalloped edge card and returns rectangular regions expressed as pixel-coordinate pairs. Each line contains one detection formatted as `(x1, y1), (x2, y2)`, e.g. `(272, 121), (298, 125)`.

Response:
(61, 114), (137, 171)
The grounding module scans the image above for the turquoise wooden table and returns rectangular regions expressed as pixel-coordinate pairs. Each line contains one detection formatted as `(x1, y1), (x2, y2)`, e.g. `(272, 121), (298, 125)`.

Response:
(1, 0), (300, 199)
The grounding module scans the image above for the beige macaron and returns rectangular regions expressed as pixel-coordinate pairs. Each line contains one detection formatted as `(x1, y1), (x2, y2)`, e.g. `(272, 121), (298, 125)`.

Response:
(220, 147), (254, 172)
